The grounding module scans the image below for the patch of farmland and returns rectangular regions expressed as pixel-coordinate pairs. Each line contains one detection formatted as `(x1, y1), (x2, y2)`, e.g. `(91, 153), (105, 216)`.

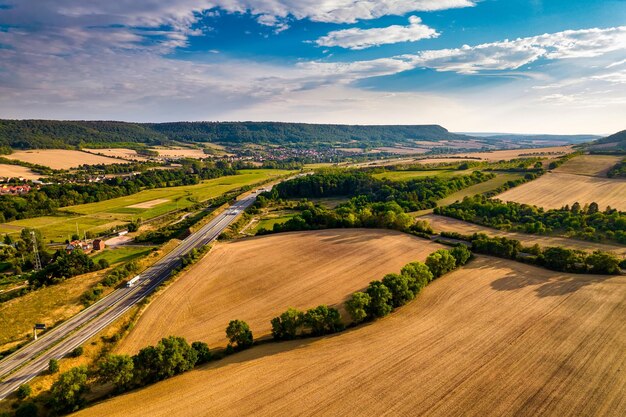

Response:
(79, 256), (625, 417)
(423, 214), (626, 256)
(151, 148), (207, 159)
(82, 148), (150, 162)
(0, 164), (41, 180)
(4, 150), (124, 169)
(553, 154), (623, 177)
(127, 198), (169, 209)
(117, 229), (445, 352)
(497, 172), (626, 211)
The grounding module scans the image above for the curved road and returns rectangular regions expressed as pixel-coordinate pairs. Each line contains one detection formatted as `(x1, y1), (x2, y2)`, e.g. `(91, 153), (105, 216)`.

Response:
(0, 190), (266, 400)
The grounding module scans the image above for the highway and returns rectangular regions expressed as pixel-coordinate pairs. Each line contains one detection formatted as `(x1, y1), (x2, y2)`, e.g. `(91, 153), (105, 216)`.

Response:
(0, 188), (268, 400)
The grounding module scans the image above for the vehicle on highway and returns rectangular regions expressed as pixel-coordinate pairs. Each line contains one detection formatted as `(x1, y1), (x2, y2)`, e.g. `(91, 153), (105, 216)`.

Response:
(126, 275), (141, 288)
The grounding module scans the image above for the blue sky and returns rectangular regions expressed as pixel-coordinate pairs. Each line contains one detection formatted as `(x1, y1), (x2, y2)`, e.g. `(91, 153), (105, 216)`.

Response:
(0, 0), (625, 133)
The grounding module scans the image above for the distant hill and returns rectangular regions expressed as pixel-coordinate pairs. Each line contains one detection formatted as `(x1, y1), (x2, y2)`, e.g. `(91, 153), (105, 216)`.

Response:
(0, 120), (478, 149)
(588, 130), (626, 151)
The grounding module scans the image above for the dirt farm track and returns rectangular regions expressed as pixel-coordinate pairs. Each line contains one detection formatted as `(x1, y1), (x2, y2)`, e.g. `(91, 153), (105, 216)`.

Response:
(78, 232), (625, 417)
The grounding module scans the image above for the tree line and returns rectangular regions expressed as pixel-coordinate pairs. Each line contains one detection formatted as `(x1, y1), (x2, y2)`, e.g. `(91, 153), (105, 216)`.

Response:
(438, 232), (624, 274)
(435, 195), (626, 244)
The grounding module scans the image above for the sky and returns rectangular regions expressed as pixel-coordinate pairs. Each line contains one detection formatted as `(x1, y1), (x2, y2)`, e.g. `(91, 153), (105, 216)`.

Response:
(0, 0), (625, 134)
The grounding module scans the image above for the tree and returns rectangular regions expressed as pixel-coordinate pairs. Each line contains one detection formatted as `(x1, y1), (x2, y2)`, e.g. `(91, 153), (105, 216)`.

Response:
(425, 249), (457, 278)
(132, 336), (197, 385)
(15, 402), (38, 417)
(48, 366), (89, 414)
(70, 346), (83, 358)
(449, 245), (472, 266)
(345, 292), (371, 324)
(587, 202), (599, 214)
(302, 305), (343, 336)
(365, 281), (393, 318)
(48, 358), (59, 374)
(97, 258), (110, 269)
(586, 251), (621, 275)
(191, 341), (212, 364)
(96, 354), (134, 392)
(226, 320), (253, 350)
(271, 308), (304, 340)
(401, 261), (433, 293)
(16, 384), (31, 400)
(381, 273), (414, 308)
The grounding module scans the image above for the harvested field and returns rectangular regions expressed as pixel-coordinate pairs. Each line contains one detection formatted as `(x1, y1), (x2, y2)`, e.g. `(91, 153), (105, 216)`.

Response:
(80, 256), (626, 417)
(117, 229), (444, 352)
(423, 214), (626, 256)
(127, 198), (169, 209)
(446, 146), (572, 161)
(4, 150), (123, 169)
(373, 146), (428, 155)
(82, 148), (150, 162)
(553, 154), (623, 177)
(497, 172), (626, 211)
(0, 164), (41, 180)
(152, 148), (206, 159)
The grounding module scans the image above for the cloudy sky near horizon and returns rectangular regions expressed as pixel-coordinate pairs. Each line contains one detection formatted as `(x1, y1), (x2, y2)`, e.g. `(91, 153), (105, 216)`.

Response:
(0, 0), (625, 134)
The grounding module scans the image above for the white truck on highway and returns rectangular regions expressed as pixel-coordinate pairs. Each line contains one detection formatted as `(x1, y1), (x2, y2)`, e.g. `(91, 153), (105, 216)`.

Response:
(126, 275), (141, 288)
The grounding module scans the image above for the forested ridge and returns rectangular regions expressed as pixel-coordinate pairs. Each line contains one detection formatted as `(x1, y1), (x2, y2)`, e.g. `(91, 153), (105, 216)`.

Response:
(0, 119), (478, 149)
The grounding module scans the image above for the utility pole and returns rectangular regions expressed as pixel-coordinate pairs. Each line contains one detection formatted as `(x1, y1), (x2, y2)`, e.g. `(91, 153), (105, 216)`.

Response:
(31, 231), (42, 271)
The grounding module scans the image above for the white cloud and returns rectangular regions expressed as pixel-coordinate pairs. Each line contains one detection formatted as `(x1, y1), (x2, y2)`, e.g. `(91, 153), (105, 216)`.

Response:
(314, 16), (438, 50)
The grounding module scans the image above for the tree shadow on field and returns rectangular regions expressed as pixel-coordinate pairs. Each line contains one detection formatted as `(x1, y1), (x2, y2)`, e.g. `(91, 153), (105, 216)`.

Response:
(468, 256), (621, 298)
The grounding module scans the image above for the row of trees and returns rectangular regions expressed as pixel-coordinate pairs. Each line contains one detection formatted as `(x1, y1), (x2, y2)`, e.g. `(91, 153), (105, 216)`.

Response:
(607, 159), (626, 178)
(440, 232), (624, 274)
(435, 195), (626, 243)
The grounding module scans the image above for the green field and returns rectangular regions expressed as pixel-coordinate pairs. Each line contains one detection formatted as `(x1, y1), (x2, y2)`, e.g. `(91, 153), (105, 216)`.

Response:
(0, 169), (291, 242)
(372, 169), (473, 181)
(91, 246), (156, 265)
(251, 213), (296, 234)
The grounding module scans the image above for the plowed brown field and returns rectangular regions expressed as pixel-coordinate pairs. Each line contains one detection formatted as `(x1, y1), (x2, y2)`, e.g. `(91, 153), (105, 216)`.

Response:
(78, 255), (626, 417)
(117, 229), (444, 352)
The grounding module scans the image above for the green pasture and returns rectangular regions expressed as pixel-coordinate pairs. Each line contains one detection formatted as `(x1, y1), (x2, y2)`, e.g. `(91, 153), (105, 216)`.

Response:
(372, 169), (473, 181)
(251, 213), (296, 234)
(91, 245), (156, 265)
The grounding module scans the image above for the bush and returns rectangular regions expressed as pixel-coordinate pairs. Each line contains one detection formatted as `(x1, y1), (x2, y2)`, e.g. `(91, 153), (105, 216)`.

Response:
(400, 261), (433, 293)
(425, 249), (457, 278)
(345, 292), (371, 324)
(302, 305), (344, 336)
(133, 336), (198, 385)
(96, 354), (134, 392)
(15, 402), (37, 417)
(48, 366), (89, 414)
(365, 281), (393, 318)
(226, 320), (253, 350)
(48, 358), (59, 374)
(381, 273), (414, 308)
(69, 346), (83, 358)
(449, 245), (472, 266)
(586, 251), (621, 275)
(191, 341), (212, 364)
(271, 308), (304, 340)
(97, 258), (110, 269)
(16, 384), (31, 400)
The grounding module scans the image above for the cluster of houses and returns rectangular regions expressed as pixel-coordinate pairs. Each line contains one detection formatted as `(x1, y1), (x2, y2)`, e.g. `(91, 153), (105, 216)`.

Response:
(65, 238), (105, 254)
(0, 184), (32, 195)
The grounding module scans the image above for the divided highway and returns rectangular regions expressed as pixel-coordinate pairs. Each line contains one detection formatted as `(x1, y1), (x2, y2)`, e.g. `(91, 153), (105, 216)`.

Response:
(0, 188), (268, 400)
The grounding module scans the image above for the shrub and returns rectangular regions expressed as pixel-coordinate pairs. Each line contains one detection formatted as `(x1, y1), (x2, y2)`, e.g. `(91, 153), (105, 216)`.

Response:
(345, 292), (371, 324)
(381, 273), (414, 308)
(449, 245), (472, 266)
(132, 336), (198, 385)
(586, 251), (621, 275)
(226, 320), (253, 350)
(97, 258), (110, 269)
(96, 354), (134, 392)
(271, 308), (304, 340)
(69, 346), (83, 358)
(191, 341), (212, 364)
(15, 402), (37, 417)
(48, 366), (89, 414)
(400, 261), (433, 293)
(16, 384), (31, 400)
(302, 305), (344, 336)
(425, 249), (457, 278)
(48, 358), (59, 374)
(365, 281), (393, 318)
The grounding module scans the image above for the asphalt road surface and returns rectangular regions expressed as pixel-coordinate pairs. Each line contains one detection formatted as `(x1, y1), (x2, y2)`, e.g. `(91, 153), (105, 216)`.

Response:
(0, 188), (269, 400)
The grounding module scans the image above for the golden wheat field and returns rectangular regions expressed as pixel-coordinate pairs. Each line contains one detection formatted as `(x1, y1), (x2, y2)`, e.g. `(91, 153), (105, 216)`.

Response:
(117, 229), (444, 352)
(553, 154), (622, 177)
(0, 164), (41, 180)
(78, 255), (625, 417)
(498, 172), (626, 210)
(82, 148), (150, 161)
(4, 150), (124, 169)
(423, 214), (626, 256)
